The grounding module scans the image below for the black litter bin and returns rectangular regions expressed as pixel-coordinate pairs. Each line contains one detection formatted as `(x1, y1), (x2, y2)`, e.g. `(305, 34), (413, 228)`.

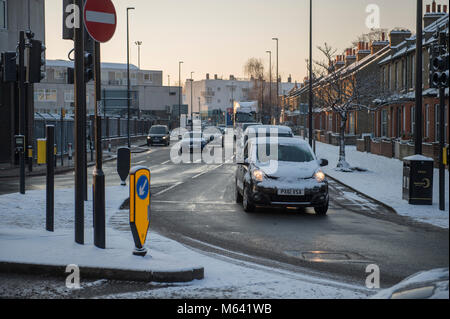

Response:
(402, 155), (434, 205)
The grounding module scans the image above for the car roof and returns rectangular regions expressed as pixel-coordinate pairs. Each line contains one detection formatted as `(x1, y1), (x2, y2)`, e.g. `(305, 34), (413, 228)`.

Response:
(151, 125), (167, 128)
(247, 136), (307, 146)
(244, 125), (292, 133)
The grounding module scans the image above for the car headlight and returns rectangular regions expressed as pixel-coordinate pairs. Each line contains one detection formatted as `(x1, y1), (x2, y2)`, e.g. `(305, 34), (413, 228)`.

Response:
(252, 170), (265, 182)
(314, 170), (326, 183)
(162, 136), (167, 139)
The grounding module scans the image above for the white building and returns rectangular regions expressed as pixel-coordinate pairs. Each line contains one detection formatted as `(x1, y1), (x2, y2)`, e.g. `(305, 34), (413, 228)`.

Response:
(35, 60), (180, 122)
(185, 74), (296, 119)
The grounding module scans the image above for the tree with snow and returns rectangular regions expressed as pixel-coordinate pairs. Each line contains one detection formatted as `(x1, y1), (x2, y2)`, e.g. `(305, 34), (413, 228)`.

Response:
(313, 43), (387, 172)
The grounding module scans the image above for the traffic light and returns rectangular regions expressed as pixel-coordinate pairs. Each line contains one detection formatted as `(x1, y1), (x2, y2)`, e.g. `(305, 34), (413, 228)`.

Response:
(431, 53), (449, 88)
(1, 52), (17, 82)
(84, 31), (95, 83)
(27, 40), (46, 83)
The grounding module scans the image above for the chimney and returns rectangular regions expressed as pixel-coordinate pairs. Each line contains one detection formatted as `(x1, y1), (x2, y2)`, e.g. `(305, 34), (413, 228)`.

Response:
(424, 1), (446, 28)
(345, 48), (356, 66)
(389, 29), (412, 47)
(426, 4), (431, 13)
(214, 74), (218, 80)
(229, 75), (234, 80)
(206, 73), (209, 80)
(357, 42), (370, 61)
(288, 74), (292, 83)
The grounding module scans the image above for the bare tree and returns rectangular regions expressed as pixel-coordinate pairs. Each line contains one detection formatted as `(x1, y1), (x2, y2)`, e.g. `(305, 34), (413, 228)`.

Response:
(314, 43), (385, 171)
(244, 58), (265, 80)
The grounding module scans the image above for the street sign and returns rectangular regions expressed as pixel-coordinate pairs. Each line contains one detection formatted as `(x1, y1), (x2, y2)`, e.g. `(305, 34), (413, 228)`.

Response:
(83, 0), (117, 43)
(129, 166), (151, 256)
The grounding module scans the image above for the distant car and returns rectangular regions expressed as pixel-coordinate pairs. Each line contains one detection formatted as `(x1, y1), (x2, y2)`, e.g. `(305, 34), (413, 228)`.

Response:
(147, 125), (170, 146)
(180, 131), (208, 153)
(241, 125), (294, 148)
(235, 137), (329, 214)
(235, 122), (262, 141)
(203, 126), (225, 147)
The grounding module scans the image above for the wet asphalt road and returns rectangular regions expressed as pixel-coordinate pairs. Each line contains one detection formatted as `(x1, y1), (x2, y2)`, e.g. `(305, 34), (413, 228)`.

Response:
(0, 143), (448, 290)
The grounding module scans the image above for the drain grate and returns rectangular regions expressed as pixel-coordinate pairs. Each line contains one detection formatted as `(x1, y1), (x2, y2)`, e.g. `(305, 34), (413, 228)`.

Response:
(284, 250), (371, 263)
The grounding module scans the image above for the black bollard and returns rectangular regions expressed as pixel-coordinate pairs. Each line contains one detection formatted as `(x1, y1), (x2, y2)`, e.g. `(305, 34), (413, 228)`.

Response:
(46, 125), (55, 232)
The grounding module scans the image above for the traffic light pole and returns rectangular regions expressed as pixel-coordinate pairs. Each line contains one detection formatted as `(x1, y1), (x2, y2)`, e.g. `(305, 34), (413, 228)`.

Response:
(74, 0), (85, 245)
(438, 87), (445, 211)
(18, 31), (26, 195)
(93, 41), (105, 249)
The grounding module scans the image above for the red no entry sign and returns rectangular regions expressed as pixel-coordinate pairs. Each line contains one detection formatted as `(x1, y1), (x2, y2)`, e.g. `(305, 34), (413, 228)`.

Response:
(83, 0), (117, 43)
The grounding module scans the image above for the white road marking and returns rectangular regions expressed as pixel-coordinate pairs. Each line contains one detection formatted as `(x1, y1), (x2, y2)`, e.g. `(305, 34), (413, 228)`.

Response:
(161, 160), (171, 165)
(85, 11), (115, 24)
(153, 182), (183, 196)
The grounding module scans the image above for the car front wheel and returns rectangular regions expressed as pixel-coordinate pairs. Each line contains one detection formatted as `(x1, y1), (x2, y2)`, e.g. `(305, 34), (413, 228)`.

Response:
(314, 201), (329, 216)
(243, 185), (255, 213)
(235, 183), (243, 203)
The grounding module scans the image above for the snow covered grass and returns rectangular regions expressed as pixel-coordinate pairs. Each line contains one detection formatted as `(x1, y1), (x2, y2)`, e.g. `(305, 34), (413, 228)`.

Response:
(0, 187), (371, 299)
(314, 141), (449, 229)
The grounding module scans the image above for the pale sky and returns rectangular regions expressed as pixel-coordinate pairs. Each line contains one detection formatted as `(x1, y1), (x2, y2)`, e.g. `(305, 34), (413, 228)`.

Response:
(43, 0), (427, 85)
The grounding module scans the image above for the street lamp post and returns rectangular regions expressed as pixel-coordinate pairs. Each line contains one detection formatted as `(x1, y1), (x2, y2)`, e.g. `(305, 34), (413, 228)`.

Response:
(135, 41), (142, 69)
(126, 7), (135, 148)
(190, 71), (194, 127)
(266, 50), (272, 124)
(178, 61), (184, 127)
(272, 38), (279, 124)
(308, 0), (313, 147)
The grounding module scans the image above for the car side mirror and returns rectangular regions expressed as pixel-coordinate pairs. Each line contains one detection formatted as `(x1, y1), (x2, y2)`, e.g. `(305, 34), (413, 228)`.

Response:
(319, 159), (328, 167)
(178, 135), (182, 140)
(210, 136), (214, 142)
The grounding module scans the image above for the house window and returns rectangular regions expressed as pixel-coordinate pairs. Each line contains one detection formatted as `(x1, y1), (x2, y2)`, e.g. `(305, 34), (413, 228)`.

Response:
(0, 0), (7, 30)
(387, 65), (391, 91)
(381, 110), (388, 137)
(425, 104), (430, 138)
(35, 89), (57, 102)
(394, 62), (399, 91)
(411, 55), (415, 89)
(55, 69), (65, 80)
(64, 90), (74, 103)
(435, 104), (448, 143)
(144, 74), (152, 82)
(411, 106), (415, 134)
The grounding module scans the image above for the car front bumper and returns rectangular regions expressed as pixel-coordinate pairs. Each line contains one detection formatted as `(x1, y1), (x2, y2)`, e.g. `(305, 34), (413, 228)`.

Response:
(248, 181), (329, 208)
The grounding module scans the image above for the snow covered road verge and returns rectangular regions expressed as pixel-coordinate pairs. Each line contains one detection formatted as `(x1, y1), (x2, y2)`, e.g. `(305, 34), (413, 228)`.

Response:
(313, 141), (449, 229)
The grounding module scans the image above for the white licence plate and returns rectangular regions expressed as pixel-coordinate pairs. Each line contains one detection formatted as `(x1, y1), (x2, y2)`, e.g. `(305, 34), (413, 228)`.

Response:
(277, 189), (304, 196)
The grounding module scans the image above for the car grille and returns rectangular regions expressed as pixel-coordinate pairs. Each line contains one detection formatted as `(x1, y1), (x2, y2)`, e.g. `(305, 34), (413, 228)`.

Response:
(269, 194), (313, 203)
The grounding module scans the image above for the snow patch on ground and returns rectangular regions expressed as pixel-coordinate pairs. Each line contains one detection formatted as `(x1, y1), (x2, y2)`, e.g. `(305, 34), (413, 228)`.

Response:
(314, 141), (449, 229)
(0, 187), (371, 299)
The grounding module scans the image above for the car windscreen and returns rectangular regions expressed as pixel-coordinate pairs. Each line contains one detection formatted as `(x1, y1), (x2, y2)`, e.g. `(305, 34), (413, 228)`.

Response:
(256, 143), (315, 163)
(184, 132), (203, 139)
(236, 113), (255, 123)
(150, 127), (167, 134)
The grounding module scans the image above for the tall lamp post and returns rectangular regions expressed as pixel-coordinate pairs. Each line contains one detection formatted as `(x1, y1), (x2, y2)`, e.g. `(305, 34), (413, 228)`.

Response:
(135, 41), (142, 69)
(190, 72), (194, 126)
(272, 38), (279, 124)
(308, 0), (313, 147)
(178, 61), (184, 127)
(266, 50), (272, 124)
(126, 7), (135, 148)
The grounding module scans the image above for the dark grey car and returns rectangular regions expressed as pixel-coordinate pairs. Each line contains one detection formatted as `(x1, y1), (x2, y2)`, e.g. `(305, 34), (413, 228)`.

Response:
(147, 125), (170, 146)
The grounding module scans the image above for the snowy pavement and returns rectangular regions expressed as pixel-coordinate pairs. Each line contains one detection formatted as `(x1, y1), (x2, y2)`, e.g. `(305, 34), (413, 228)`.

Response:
(0, 187), (373, 299)
(314, 141), (449, 229)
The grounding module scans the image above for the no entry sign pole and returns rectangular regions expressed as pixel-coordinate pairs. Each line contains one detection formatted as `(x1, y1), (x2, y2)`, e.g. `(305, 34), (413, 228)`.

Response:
(84, 0), (117, 249)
